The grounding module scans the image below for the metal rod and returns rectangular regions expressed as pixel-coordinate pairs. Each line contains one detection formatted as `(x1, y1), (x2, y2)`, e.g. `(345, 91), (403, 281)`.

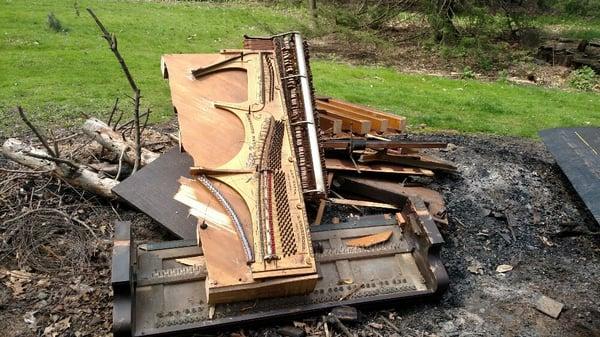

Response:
(292, 33), (326, 194)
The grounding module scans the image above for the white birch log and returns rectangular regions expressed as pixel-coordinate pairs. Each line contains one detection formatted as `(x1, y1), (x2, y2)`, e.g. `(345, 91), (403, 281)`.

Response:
(82, 117), (159, 167)
(2, 138), (117, 198)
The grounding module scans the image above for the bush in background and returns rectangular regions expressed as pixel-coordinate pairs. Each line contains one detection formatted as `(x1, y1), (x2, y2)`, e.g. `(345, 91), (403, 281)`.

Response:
(569, 66), (598, 91)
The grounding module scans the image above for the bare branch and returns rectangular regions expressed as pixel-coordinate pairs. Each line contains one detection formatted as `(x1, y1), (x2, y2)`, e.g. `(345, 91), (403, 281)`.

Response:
(49, 129), (60, 158)
(87, 8), (142, 172)
(117, 109), (149, 131)
(107, 97), (119, 126)
(22, 151), (81, 170)
(16, 106), (56, 157)
(141, 108), (150, 134)
(113, 108), (124, 131)
(0, 167), (53, 174)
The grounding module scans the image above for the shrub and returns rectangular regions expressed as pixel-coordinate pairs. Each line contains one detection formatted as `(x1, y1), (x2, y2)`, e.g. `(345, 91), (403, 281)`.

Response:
(569, 66), (597, 91)
(462, 66), (476, 79)
(564, 0), (600, 17)
(497, 69), (509, 83)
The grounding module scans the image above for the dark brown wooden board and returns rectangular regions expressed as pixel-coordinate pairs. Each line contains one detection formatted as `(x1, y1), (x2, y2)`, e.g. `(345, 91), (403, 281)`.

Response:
(540, 127), (600, 225)
(112, 148), (197, 239)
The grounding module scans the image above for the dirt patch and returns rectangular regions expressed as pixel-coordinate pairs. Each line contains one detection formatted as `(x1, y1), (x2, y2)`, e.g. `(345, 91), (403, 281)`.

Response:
(0, 131), (598, 336)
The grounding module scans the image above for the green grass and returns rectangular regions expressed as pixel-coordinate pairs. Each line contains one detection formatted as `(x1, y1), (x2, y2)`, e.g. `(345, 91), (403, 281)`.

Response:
(0, 0), (309, 134)
(312, 61), (600, 137)
(1, 0), (599, 139)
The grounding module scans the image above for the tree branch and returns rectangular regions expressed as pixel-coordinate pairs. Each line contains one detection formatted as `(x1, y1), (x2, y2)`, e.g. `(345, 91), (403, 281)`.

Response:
(87, 8), (142, 172)
(16, 106), (57, 158)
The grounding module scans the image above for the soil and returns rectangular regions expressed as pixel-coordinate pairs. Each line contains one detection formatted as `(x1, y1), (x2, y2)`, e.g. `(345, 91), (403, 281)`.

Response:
(0, 130), (599, 337)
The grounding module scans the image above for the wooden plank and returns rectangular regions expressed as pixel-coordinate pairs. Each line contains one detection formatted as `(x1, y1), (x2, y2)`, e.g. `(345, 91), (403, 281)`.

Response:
(540, 127), (600, 225)
(360, 151), (457, 172)
(112, 148), (197, 240)
(325, 158), (434, 176)
(317, 109), (371, 135)
(318, 98), (406, 131)
(319, 114), (343, 135)
(317, 101), (388, 132)
(327, 198), (398, 210)
(312, 172), (334, 226)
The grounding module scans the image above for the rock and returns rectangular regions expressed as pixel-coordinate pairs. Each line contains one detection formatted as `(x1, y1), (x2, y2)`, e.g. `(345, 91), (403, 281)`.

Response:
(535, 295), (564, 319)
(330, 306), (358, 322)
(467, 260), (484, 275)
(495, 264), (513, 273)
(37, 291), (48, 300)
(276, 326), (306, 337)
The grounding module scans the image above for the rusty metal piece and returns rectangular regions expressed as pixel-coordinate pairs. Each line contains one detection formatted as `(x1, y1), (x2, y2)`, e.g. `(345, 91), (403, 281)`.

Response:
(112, 197), (447, 336)
(333, 176), (448, 225)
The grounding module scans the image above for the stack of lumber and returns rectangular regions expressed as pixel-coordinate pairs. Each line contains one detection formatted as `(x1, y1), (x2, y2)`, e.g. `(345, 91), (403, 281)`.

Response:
(316, 97), (406, 136)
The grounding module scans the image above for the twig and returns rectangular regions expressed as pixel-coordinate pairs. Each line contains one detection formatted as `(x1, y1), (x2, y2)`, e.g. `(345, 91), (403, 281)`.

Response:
(49, 129), (60, 158)
(113, 108), (124, 131)
(117, 109), (149, 131)
(71, 216), (98, 239)
(23, 151), (80, 170)
(114, 145), (128, 181)
(16, 106), (56, 157)
(107, 97), (119, 127)
(141, 107), (150, 134)
(380, 316), (402, 334)
(87, 8), (142, 172)
(109, 201), (122, 221)
(0, 167), (53, 174)
(327, 314), (354, 337)
(322, 316), (331, 337)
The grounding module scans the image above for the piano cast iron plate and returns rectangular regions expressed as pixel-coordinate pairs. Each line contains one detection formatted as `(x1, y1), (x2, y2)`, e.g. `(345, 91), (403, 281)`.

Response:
(540, 127), (600, 225)
(113, 201), (448, 337)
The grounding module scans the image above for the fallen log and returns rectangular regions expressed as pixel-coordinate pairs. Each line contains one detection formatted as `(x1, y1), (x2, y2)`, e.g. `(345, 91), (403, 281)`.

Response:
(2, 138), (117, 198)
(82, 117), (159, 167)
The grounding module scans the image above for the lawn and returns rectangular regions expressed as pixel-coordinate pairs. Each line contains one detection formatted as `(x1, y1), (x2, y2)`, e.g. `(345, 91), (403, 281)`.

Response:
(0, 0), (309, 133)
(1, 0), (599, 138)
(313, 62), (600, 137)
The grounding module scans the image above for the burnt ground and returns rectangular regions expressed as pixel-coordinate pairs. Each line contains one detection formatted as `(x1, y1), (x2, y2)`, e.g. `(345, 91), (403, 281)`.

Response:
(1, 131), (599, 337)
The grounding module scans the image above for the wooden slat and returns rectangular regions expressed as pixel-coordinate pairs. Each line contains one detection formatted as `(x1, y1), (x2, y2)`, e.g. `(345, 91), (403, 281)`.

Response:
(317, 100), (388, 132)
(318, 98), (406, 131)
(317, 109), (371, 135)
(327, 198), (398, 210)
(319, 114), (343, 135)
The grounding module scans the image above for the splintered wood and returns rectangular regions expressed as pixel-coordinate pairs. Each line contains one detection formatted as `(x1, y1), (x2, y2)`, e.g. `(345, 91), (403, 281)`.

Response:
(346, 230), (393, 248)
(163, 33), (324, 304)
